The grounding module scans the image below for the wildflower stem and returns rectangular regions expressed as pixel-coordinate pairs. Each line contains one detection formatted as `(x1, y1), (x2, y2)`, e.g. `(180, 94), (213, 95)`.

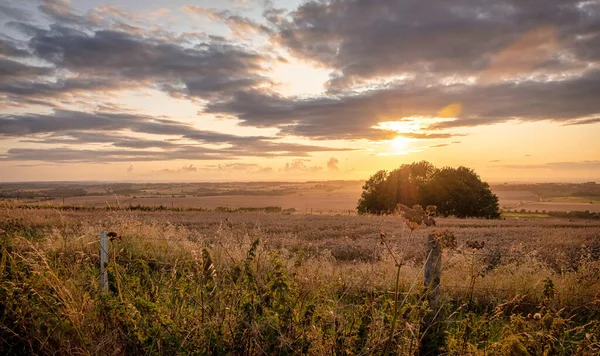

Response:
(383, 228), (413, 355)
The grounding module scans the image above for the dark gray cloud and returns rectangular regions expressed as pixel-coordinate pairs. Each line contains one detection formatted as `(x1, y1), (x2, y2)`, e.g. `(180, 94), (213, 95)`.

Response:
(0, 110), (270, 147)
(23, 24), (270, 98)
(37, 0), (102, 28)
(1, 0), (599, 165)
(0, 110), (165, 136)
(563, 117), (600, 126)
(272, 0), (599, 87)
(0, 109), (353, 162)
(208, 68), (600, 139)
(1, 141), (350, 162)
(1, 146), (224, 163)
(0, 77), (135, 109)
(23, 132), (177, 149)
(0, 4), (32, 21)
(0, 38), (31, 57)
(0, 58), (53, 80)
(181, 5), (272, 38)
(206, 90), (400, 140)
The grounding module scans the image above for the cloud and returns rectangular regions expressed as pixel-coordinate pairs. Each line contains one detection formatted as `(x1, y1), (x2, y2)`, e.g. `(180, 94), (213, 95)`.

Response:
(272, 0), (597, 87)
(1, 0), (598, 167)
(281, 159), (322, 173)
(0, 109), (354, 162)
(0, 77), (135, 109)
(0, 110), (268, 147)
(0, 4), (32, 21)
(159, 164), (198, 173)
(563, 117), (600, 126)
(207, 69), (600, 140)
(202, 163), (273, 174)
(181, 6), (271, 38)
(0, 38), (31, 57)
(22, 25), (271, 99)
(327, 157), (339, 171)
(0, 58), (53, 80)
(0, 110), (184, 136)
(1, 147), (227, 163)
(38, 0), (103, 28)
(0, 18), (272, 109)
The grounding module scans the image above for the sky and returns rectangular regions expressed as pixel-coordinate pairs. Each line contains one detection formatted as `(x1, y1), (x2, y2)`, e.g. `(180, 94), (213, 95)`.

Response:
(0, 0), (599, 183)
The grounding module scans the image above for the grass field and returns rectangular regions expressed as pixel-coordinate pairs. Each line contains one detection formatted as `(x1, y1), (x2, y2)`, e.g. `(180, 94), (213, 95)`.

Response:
(10, 183), (600, 214)
(501, 212), (551, 218)
(1, 204), (599, 355)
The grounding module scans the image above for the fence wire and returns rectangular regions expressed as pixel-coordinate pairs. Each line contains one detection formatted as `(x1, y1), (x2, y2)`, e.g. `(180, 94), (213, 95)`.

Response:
(77, 232), (600, 303)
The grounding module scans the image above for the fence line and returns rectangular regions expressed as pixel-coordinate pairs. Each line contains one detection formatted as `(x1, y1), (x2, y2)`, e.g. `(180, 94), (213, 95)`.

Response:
(101, 234), (554, 257)
(89, 231), (599, 305)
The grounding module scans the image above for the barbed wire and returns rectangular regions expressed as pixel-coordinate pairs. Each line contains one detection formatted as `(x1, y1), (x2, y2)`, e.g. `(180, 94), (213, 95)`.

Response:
(104, 255), (600, 301)
(14, 245), (600, 305)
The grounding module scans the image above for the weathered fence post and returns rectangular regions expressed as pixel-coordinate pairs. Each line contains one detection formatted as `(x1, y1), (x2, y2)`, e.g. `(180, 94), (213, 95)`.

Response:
(100, 231), (108, 293)
(420, 233), (442, 355)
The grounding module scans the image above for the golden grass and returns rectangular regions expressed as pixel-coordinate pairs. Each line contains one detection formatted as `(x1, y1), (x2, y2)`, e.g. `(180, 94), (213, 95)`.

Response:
(1, 206), (599, 354)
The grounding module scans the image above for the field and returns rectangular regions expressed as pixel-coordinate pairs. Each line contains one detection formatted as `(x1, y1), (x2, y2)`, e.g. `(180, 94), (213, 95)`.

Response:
(1, 203), (599, 355)
(38, 189), (361, 214)
(3, 181), (600, 213)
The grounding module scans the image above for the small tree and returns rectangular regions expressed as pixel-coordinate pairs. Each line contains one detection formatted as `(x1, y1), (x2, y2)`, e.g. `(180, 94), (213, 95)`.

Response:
(422, 167), (500, 218)
(357, 162), (500, 218)
(357, 170), (394, 214)
(357, 161), (436, 214)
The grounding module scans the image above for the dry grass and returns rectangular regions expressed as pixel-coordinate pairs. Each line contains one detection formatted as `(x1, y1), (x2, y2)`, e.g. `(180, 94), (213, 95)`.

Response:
(1, 205), (599, 354)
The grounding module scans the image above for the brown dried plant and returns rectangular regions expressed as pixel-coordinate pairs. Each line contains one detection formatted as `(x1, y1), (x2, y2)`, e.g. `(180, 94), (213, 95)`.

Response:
(382, 204), (440, 355)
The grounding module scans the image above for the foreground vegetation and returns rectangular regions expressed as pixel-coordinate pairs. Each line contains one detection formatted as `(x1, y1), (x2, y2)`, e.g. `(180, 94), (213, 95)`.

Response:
(1, 206), (599, 355)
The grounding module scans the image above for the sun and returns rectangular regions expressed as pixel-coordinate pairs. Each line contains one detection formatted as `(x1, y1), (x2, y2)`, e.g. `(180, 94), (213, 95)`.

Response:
(375, 136), (418, 156)
(391, 136), (409, 151)
(375, 120), (423, 133)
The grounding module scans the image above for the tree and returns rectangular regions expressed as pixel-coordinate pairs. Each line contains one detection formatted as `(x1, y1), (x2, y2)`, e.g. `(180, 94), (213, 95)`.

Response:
(357, 162), (500, 218)
(357, 170), (394, 214)
(421, 166), (500, 218)
(357, 161), (436, 214)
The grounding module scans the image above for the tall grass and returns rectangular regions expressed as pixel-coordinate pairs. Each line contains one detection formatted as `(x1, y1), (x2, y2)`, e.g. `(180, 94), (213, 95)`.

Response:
(0, 207), (599, 355)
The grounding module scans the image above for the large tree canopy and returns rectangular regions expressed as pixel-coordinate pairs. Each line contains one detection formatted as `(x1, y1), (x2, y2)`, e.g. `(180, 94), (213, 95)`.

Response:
(357, 161), (500, 218)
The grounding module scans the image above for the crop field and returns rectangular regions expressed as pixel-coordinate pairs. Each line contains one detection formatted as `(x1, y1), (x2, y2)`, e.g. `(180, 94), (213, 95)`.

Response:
(37, 189), (361, 214)
(4, 181), (600, 214)
(1, 203), (599, 355)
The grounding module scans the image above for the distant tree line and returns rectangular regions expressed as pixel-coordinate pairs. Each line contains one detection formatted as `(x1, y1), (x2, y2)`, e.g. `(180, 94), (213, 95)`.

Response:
(506, 209), (600, 220)
(0, 187), (88, 199)
(491, 182), (599, 197)
(357, 161), (500, 218)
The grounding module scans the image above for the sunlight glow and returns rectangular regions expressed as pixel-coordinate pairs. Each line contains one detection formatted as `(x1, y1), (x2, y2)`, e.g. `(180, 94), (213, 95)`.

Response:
(269, 57), (332, 96)
(391, 136), (410, 151)
(375, 120), (423, 133)
(373, 116), (457, 134)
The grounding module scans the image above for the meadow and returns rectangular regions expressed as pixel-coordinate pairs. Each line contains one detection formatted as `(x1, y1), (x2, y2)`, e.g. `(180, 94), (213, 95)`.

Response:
(1, 203), (599, 355)
(3, 181), (600, 214)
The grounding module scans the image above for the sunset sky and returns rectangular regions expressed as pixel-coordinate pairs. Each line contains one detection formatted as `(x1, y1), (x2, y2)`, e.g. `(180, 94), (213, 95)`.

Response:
(0, 0), (599, 183)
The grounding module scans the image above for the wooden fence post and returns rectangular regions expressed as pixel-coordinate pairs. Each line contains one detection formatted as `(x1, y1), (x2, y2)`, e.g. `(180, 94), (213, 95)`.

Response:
(100, 231), (108, 293)
(420, 233), (442, 355)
